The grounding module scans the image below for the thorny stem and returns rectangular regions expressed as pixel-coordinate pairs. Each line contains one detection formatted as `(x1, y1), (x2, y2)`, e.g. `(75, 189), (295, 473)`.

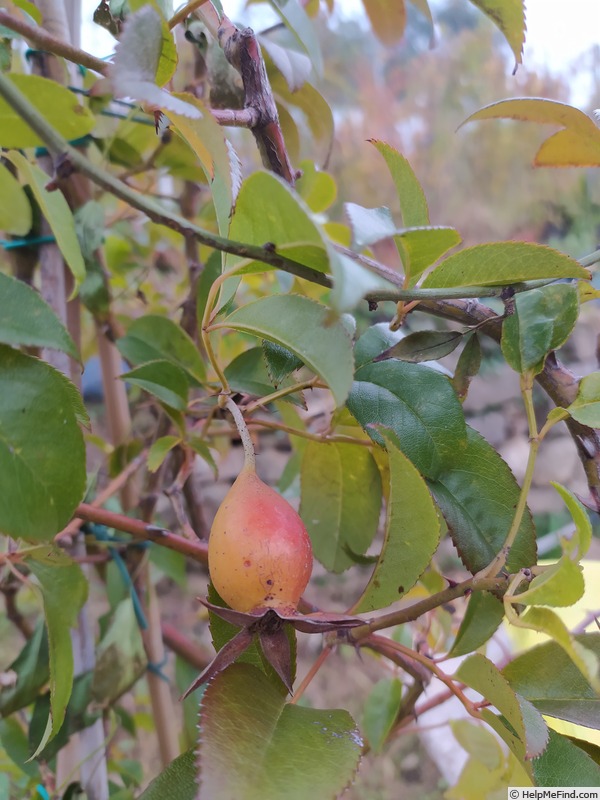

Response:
(347, 575), (509, 642)
(289, 646), (333, 705)
(223, 397), (256, 472)
(475, 374), (540, 580)
(0, 69), (329, 286)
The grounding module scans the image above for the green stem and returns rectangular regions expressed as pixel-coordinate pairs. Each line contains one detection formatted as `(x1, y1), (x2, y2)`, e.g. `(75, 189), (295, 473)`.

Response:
(476, 374), (540, 579)
(538, 407), (570, 441)
(579, 248), (600, 269)
(199, 262), (251, 392)
(242, 379), (319, 414)
(247, 418), (373, 447)
(223, 397), (256, 472)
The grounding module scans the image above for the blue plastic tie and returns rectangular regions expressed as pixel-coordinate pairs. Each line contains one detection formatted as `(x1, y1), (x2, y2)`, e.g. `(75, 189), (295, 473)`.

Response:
(34, 785), (50, 800)
(35, 134), (93, 158)
(0, 235), (56, 250)
(147, 654), (169, 682)
(83, 523), (149, 630)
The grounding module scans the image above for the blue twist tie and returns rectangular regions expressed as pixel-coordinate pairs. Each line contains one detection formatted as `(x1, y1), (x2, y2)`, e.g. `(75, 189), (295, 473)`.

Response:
(84, 523), (149, 630)
(35, 785), (50, 800)
(147, 655), (169, 682)
(35, 134), (93, 158)
(0, 235), (56, 250)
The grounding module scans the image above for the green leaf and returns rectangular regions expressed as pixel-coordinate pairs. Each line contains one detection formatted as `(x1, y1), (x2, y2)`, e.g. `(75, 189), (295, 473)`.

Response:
(138, 748), (197, 800)
(354, 322), (404, 369)
(262, 340), (304, 387)
(295, 160), (336, 213)
(188, 435), (218, 476)
(226, 171), (329, 273)
(363, 678), (402, 753)
(6, 151), (86, 290)
(147, 435), (181, 472)
(394, 227), (461, 285)
(0, 272), (78, 359)
(299, 442), (382, 573)
(346, 360), (467, 479)
(0, 718), (40, 779)
(11, 0), (42, 23)
(112, 7), (198, 118)
(267, 0), (322, 76)
(91, 599), (146, 706)
(567, 372), (600, 427)
(167, 93), (236, 234)
(0, 162), (31, 235)
(507, 607), (599, 691)
(224, 347), (303, 406)
(533, 729), (600, 787)
(26, 549), (88, 757)
(362, 0), (406, 46)
(271, 75), (334, 166)
(370, 140), (429, 227)
(129, 0), (178, 86)
(422, 242), (590, 288)
(511, 556), (585, 607)
(197, 664), (362, 800)
(353, 433), (441, 612)
(345, 203), (396, 249)
(501, 283), (579, 375)
(452, 334), (482, 402)
(467, 0), (525, 68)
(29, 671), (97, 762)
(449, 591), (505, 657)
(121, 360), (189, 411)
(260, 38), (312, 93)
(552, 483), (592, 559)
(329, 249), (397, 314)
(117, 315), (206, 385)
(0, 620), (49, 716)
(429, 427), (536, 573)
(216, 295), (354, 407)
(0, 346), (86, 540)
(377, 330), (463, 363)
(0, 74), (95, 148)
(502, 633), (600, 730)
(450, 720), (503, 770)
(457, 653), (548, 761)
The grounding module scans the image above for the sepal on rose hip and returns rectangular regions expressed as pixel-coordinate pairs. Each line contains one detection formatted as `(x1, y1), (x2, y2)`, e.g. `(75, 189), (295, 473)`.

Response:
(180, 598), (365, 699)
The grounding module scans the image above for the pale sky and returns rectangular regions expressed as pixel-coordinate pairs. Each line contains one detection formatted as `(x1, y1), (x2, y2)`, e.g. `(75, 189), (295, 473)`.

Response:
(81, 0), (600, 104)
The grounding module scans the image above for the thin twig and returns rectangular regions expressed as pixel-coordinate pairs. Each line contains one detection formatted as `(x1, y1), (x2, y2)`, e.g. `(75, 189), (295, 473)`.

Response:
(0, 10), (109, 74)
(56, 451), (147, 541)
